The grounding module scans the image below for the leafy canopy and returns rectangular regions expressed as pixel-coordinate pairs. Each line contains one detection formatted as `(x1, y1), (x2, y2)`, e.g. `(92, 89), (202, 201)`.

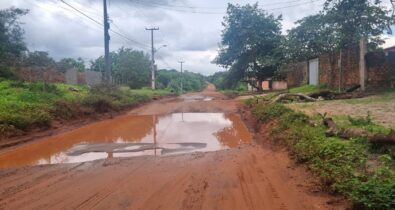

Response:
(285, 0), (393, 62)
(0, 7), (28, 65)
(215, 3), (283, 88)
(90, 47), (151, 88)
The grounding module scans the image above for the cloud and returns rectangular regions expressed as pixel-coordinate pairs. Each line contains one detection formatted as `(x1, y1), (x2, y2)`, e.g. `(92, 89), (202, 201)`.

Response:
(3, 0), (392, 75)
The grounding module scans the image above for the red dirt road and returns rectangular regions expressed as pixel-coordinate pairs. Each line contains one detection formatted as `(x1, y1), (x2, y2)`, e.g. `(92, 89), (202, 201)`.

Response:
(0, 85), (346, 210)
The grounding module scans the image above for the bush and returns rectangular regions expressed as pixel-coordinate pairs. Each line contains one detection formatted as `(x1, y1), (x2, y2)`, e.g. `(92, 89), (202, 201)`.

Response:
(0, 81), (170, 138)
(251, 103), (395, 210)
(0, 66), (18, 80)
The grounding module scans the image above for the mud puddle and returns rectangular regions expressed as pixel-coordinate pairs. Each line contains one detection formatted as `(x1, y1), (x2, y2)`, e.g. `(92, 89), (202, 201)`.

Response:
(180, 95), (213, 101)
(0, 113), (251, 168)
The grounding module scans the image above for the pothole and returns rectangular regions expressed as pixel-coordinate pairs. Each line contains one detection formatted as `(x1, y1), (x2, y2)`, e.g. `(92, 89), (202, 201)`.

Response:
(0, 113), (252, 168)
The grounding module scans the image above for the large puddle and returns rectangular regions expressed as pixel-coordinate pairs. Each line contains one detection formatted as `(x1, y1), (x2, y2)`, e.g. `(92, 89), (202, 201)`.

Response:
(0, 113), (252, 168)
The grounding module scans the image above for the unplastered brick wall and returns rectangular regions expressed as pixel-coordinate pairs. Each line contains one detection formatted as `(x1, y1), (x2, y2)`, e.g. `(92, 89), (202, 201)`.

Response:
(319, 47), (360, 88)
(16, 67), (94, 85)
(280, 61), (308, 87)
(282, 45), (395, 89)
(16, 67), (65, 83)
(366, 51), (395, 88)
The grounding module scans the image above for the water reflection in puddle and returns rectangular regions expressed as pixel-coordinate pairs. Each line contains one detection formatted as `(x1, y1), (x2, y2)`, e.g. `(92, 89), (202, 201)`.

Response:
(0, 113), (252, 168)
(180, 95), (213, 101)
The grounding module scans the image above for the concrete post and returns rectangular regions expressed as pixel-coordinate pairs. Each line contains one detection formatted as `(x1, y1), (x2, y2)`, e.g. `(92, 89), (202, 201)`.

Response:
(359, 38), (367, 91)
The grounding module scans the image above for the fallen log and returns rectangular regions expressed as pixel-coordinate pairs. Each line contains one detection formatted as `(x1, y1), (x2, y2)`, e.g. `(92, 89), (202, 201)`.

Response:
(345, 84), (361, 93)
(308, 90), (335, 99)
(318, 113), (395, 145)
(368, 131), (395, 144)
(271, 93), (319, 103)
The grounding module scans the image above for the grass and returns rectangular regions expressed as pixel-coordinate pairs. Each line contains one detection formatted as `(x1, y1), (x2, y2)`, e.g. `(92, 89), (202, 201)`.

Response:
(331, 114), (392, 135)
(288, 84), (328, 94)
(0, 80), (170, 138)
(249, 102), (395, 210)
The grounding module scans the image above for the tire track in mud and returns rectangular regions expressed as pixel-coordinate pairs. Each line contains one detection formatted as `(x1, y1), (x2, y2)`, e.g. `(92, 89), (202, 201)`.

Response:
(0, 87), (347, 210)
(0, 163), (85, 209)
(72, 161), (147, 210)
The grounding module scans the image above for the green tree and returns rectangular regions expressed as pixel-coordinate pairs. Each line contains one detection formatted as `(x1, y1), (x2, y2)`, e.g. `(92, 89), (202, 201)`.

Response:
(90, 47), (151, 88)
(57, 57), (86, 72)
(156, 69), (206, 92)
(285, 0), (392, 62)
(215, 3), (283, 89)
(323, 0), (392, 49)
(0, 7), (28, 79)
(285, 14), (338, 62)
(0, 7), (28, 65)
(23, 51), (55, 67)
(207, 71), (229, 90)
(112, 47), (151, 88)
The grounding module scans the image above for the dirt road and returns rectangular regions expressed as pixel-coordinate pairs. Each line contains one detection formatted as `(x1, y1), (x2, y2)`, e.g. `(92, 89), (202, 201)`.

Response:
(0, 85), (346, 210)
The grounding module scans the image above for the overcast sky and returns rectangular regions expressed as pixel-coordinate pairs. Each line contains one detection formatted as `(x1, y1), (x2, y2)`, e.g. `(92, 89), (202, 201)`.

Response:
(1, 0), (394, 75)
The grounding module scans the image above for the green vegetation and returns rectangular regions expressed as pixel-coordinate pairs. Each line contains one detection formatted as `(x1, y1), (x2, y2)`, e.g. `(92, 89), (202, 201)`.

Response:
(329, 114), (392, 136)
(211, 1), (392, 90)
(288, 85), (328, 94)
(249, 102), (395, 209)
(286, 0), (391, 62)
(0, 80), (169, 138)
(156, 69), (206, 93)
(214, 3), (283, 89)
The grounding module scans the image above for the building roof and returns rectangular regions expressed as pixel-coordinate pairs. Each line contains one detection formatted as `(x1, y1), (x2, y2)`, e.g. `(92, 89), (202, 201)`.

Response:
(384, 45), (395, 51)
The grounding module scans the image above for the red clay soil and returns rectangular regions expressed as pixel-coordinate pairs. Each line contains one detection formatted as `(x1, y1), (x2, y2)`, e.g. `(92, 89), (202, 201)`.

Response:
(0, 84), (348, 210)
(0, 94), (175, 151)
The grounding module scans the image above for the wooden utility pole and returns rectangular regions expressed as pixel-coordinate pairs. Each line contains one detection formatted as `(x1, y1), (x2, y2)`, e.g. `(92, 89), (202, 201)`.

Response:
(146, 27), (159, 89)
(178, 61), (184, 94)
(103, 0), (111, 84)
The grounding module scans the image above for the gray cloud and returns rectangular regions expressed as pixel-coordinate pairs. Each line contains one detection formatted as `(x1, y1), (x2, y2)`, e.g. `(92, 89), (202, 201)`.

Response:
(1, 0), (394, 75)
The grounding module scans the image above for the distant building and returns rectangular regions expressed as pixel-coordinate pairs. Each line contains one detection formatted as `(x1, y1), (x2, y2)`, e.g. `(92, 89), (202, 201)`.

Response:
(384, 45), (395, 56)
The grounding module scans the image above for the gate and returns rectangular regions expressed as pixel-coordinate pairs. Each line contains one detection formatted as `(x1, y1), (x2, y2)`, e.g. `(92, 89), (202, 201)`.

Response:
(309, 58), (319, 85)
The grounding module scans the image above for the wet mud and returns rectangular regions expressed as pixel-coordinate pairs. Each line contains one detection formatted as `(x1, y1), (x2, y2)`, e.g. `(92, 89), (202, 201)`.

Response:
(0, 113), (251, 168)
(0, 84), (348, 210)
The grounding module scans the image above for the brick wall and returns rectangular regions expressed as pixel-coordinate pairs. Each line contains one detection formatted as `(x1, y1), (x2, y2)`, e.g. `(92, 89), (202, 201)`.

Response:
(282, 46), (395, 89)
(15, 67), (101, 85)
(319, 47), (360, 88)
(366, 51), (395, 88)
(280, 61), (308, 87)
(16, 67), (65, 83)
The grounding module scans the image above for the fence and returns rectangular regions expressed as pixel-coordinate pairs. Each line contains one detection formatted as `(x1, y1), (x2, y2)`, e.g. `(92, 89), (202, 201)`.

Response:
(281, 46), (395, 89)
(15, 67), (102, 86)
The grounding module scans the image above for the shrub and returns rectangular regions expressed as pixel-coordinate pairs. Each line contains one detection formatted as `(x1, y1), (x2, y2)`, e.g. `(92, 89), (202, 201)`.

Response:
(348, 112), (372, 127)
(251, 102), (395, 210)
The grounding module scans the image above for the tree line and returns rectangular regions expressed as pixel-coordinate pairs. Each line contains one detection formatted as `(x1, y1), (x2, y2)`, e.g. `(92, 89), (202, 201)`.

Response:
(0, 7), (206, 91)
(214, 0), (393, 90)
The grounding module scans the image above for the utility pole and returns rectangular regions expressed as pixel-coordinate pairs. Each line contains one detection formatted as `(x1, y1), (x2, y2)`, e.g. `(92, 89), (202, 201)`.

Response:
(178, 61), (184, 94)
(103, 0), (111, 84)
(146, 27), (159, 89)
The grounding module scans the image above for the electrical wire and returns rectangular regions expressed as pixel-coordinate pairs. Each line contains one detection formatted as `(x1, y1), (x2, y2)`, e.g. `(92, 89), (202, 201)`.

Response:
(128, 0), (322, 14)
(59, 0), (149, 49)
(128, 0), (307, 10)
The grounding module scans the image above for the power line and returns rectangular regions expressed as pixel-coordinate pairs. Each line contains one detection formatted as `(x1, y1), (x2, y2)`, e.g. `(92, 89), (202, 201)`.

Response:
(59, 0), (149, 50)
(128, 0), (307, 10)
(60, 0), (102, 25)
(128, 0), (322, 14)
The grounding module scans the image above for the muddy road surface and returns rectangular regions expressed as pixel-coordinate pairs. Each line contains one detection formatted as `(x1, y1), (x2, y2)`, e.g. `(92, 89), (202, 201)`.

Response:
(0, 84), (346, 210)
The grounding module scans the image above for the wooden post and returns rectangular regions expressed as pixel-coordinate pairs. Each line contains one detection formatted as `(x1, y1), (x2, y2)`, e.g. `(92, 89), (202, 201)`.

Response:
(359, 38), (367, 91)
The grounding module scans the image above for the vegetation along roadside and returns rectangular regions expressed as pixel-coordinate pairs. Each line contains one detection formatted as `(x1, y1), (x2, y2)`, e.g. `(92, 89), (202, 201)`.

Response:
(245, 97), (395, 210)
(0, 80), (171, 140)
